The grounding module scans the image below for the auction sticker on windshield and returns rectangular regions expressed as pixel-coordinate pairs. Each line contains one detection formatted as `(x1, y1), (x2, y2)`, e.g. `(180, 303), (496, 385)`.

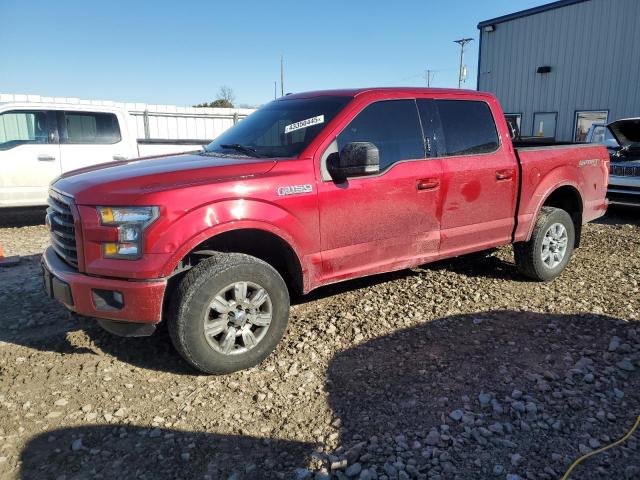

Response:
(284, 115), (324, 134)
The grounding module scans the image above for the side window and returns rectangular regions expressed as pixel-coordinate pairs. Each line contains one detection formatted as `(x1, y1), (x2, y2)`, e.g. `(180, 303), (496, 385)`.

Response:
(0, 111), (49, 150)
(61, 112), (121, 144)
(337, 100), (425, 170)
(436, 100), (499, 156)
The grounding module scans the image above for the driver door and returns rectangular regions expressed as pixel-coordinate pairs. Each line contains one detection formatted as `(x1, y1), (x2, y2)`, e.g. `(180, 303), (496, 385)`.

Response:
(0, 109), (61, 207)
(316, 98), (442, 284)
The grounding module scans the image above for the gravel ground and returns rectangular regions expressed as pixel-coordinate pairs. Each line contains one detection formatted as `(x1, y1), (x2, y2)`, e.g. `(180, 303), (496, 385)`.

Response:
(0, 207), (638, 480)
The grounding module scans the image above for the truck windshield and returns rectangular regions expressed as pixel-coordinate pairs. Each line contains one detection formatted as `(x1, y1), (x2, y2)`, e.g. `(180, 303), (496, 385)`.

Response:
(204, 96), (352, 158)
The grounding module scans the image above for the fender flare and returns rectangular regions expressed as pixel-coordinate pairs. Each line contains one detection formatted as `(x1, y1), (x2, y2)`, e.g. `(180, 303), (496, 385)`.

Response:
(161, 220), (306, 278)
(515, 162), (584, 243)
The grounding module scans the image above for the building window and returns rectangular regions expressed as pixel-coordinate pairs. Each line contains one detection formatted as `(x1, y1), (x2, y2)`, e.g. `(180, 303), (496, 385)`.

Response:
(532, 112), (557, 139)
(574, 111), (608, 142)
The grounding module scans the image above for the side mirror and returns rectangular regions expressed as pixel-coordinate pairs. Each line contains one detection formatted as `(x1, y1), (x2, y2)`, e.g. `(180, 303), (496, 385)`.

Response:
(328, 142), (380, 180)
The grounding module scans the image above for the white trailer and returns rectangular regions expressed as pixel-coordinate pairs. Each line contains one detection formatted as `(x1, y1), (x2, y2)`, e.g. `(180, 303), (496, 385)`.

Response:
(0, 94), (255, 207)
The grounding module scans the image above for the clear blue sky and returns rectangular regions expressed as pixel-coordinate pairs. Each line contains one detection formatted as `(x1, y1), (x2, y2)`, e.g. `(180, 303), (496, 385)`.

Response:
(0, 0), (548, 107)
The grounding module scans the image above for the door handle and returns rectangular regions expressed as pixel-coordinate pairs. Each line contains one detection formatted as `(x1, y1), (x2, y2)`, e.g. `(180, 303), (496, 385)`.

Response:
(496, 170), (514, 181)
(113, 155), (127, 161)
(417, 178), (440, 191)
(37, 155), (56, 162)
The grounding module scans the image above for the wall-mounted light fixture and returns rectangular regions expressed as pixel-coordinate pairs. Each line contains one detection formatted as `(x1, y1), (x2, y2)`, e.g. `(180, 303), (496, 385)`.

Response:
(484, 25), (496, 32)
(537, 66), (552, 74)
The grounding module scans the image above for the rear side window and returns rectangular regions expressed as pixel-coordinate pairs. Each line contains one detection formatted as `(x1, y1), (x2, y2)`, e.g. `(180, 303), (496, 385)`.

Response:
(337, 100), (425, 170)
(435, 100), (499, 156)
(61, 112), (121, 144)
(0, 111), (49, 150)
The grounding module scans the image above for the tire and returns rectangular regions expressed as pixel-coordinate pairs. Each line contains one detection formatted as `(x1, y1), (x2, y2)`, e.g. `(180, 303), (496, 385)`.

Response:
(514, 206), (575, 282)
(168, 253), (290, 374)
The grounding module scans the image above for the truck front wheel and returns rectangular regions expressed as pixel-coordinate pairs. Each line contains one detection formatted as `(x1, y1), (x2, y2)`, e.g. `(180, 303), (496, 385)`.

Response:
(514, 206), (575, 282)
(168, 253), (290, 374)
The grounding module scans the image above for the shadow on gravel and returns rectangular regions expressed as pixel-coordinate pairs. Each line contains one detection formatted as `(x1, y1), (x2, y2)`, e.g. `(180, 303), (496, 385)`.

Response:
(327, 310), (639, 479)
(16, 310), (639, 479)
(294, 251), (514, 305)
(0, 254), (194, 375)
(19, 424), (315, 479)
(427, 251), (521, 282)
(0, 207), (47, 227)
(293, 268), (422, 305)
(595, 205), (640, 226)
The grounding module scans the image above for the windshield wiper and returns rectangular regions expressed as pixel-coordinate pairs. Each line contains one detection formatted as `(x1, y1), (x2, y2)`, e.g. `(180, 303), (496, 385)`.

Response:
(219, 144), (262, 158)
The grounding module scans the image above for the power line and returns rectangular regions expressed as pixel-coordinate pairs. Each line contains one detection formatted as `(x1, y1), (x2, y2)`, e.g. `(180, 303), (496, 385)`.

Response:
(425, 69), (435, 87)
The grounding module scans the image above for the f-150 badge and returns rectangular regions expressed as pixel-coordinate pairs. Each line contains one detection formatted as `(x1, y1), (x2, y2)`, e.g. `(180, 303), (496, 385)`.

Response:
(277, 184), (313, 196)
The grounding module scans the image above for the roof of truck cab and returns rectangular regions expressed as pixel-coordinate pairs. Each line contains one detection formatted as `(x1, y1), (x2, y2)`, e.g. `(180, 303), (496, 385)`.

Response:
(282, 87), (490, 100)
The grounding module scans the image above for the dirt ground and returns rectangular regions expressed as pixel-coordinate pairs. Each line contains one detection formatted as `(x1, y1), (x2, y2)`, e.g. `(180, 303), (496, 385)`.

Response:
(0, 207), (638, 480)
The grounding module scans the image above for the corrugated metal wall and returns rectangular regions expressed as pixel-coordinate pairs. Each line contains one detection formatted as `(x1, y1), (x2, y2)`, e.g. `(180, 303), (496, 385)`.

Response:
(478, 0), (640, 141)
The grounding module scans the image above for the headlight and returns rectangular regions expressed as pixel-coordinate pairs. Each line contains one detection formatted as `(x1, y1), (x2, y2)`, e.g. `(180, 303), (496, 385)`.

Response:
(97, 206), (159, 259)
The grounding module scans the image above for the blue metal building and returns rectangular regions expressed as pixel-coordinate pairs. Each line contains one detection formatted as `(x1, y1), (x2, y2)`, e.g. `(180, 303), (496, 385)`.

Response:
(477, 0), (640, 142)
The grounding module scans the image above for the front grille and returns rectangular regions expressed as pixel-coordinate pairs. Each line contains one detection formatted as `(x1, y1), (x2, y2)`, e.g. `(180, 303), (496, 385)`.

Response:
(610, 164), (640, 177)
(47, 190), (78, 268)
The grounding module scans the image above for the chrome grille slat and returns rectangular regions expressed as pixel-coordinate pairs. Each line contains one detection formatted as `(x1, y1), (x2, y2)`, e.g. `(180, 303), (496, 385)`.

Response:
(50, 228), (75, 240)
(51, 243), (78, 265)
(47, 190), (78, 268)
(610, 165), (640, 177)
(47, 210), (74, 228)
(46, 198), (72, 216)
(50, 234), (77, 251)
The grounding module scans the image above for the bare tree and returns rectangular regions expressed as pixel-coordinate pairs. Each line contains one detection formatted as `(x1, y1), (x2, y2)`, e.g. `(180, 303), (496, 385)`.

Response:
(218, 86), (235, 105)
(193, 86), (236, 108)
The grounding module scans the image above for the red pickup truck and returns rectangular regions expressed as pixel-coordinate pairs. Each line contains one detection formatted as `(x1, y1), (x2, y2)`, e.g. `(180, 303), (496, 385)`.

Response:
(42, 88), (609, 374)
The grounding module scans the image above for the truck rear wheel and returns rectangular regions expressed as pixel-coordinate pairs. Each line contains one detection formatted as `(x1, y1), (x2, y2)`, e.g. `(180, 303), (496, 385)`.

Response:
(168, 253), (289, 374)
(514, 206), (575, 282)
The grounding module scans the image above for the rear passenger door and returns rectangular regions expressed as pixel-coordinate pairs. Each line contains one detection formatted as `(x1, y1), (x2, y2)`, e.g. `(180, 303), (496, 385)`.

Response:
(418, 98), (517, 256)
(317, 99), (442, 282)
(57, 110), (129, 173)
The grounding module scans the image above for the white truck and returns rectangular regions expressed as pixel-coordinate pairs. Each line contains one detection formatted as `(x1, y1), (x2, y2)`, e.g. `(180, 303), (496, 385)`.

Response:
(0, 94), (255, 208)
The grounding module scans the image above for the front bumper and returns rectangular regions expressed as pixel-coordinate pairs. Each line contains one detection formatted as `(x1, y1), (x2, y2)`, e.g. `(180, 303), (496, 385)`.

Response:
(41, 246), (167, 324)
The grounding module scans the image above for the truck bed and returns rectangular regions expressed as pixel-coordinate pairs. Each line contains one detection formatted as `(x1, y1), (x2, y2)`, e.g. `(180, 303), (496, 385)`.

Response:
(513, 143), (610, 242)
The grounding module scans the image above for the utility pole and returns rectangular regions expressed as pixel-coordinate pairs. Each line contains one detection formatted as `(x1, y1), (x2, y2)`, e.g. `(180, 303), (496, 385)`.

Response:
(454, 38), (473, 88)
(425, 69), (434, 87)
(280, 55), (284, 97)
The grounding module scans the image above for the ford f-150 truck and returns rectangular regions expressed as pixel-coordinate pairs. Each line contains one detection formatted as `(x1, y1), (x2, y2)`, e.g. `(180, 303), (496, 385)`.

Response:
(41, 88), (609, 374)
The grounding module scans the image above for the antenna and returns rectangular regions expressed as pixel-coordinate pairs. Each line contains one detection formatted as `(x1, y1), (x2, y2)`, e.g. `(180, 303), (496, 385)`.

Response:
(280, 55), (284, 97)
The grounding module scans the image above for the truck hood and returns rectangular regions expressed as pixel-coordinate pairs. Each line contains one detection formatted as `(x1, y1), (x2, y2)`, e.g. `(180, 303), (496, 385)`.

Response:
(608, 118), (640, 148)
(53, 153), (277, 205)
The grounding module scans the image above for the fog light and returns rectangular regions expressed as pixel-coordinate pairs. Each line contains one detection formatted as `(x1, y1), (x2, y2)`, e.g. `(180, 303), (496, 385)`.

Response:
(92, 289), (125, 311)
